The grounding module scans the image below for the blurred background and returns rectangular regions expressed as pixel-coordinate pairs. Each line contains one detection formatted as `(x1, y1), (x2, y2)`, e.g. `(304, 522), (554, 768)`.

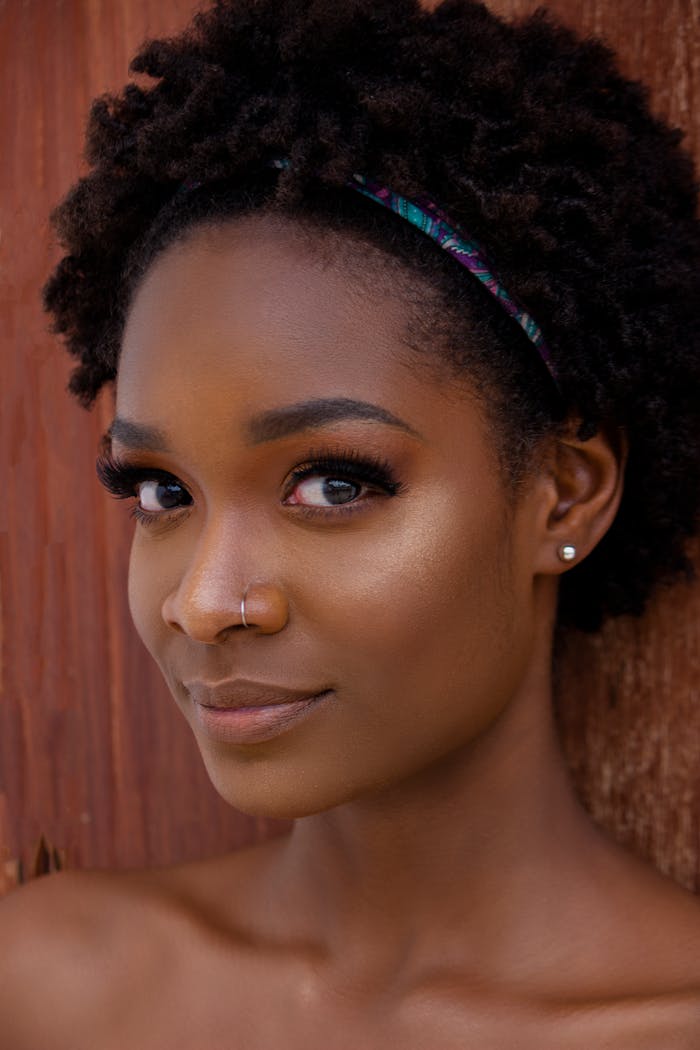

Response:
(1, 0), (698, 896)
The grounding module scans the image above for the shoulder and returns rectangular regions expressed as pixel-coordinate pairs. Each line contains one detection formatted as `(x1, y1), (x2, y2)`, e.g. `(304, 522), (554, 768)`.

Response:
(614, 858), (700, 986)
(0, 867), (194, 1048)
(0, 864), (187, 949)
(0, 872), (107, 1047)
(0, 867), (121, 966)
(569, 844), (700, 1014)
(0, 845), (278, 1048)
(649, 883), (700, 1006)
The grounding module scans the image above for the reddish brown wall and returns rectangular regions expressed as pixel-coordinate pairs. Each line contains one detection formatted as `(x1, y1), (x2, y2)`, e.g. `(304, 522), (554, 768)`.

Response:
(1, 0), (698, 896)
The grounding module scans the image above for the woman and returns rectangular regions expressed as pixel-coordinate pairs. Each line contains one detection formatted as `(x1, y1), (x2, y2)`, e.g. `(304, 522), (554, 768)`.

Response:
(2, 0), (700, 1044)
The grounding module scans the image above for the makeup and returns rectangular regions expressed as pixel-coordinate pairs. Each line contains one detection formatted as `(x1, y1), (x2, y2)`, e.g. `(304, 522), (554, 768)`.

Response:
(192, 691), (334, 745)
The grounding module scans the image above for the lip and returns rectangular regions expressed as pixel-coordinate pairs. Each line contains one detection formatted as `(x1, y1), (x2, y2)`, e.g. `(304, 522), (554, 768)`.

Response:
(184, 677), (331, 709)
(183, 678), (333, 745)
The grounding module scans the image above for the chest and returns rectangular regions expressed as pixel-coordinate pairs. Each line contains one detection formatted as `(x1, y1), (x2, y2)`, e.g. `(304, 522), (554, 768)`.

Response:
(88, 954), (700, 1050)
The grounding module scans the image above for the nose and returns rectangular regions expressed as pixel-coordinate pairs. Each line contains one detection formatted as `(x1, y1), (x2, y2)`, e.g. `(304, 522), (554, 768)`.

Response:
(160, 524), (289, 643)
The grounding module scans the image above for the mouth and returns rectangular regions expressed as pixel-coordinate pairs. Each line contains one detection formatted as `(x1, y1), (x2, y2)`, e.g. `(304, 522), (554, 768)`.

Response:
(183, 678), (334, 745)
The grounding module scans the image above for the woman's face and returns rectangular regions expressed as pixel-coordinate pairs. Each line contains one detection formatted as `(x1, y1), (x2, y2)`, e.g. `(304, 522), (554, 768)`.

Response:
(113, 217), (552, 817)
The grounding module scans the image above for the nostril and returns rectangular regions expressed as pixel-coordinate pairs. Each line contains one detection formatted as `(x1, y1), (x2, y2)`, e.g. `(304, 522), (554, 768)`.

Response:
(160, 576), (289, 641)
(161, 591), (243, 644)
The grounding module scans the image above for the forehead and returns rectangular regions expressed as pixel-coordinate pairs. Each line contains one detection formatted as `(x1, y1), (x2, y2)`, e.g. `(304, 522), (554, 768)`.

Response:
(120, 218), (422, 405)
(115, 217), (495, 471)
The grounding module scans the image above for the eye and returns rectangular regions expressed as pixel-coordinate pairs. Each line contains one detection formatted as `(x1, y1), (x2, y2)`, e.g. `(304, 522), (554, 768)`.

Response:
(283, 451), (402, 512)
(137, 478), (191, 513)
(287, 475), (362, 508)
(95, 451), (193, 526)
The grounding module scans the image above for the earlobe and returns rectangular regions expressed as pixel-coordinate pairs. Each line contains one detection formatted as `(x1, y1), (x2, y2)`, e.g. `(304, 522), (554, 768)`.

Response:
(557, 543), (578, 563)
(533, 423), (627, 575)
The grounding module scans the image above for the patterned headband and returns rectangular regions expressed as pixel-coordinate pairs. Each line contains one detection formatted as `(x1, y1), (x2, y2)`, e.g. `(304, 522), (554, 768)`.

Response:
(270, 160), (558, 392)
(181, 159), (560, 393)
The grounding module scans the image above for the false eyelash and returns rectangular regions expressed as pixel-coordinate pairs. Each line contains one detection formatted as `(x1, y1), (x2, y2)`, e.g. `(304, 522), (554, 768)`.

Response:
(286, 447), (403, 497)
(94, 445), (405, 529)
(95, 450), (190, 502)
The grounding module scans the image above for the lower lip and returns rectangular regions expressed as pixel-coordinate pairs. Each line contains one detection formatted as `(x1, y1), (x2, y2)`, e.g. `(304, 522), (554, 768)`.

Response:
(193, 691), (333, 745)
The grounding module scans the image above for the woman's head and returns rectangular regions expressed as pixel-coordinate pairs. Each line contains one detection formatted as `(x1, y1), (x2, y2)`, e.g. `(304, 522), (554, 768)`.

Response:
(107, 213), (622, 816)
(43, 0), (700, 635)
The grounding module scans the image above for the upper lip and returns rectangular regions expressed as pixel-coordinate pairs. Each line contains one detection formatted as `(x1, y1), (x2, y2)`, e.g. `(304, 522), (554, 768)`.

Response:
(183, 678), (329, 710)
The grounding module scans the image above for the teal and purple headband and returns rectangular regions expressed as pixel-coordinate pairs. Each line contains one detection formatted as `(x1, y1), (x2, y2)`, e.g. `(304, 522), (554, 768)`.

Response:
(181, 159), (559, 394)
(347, 174), (558, 387)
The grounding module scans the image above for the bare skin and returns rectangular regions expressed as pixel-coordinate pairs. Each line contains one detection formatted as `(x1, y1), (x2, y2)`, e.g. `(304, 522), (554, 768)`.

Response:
(2, 216), (699, 1047)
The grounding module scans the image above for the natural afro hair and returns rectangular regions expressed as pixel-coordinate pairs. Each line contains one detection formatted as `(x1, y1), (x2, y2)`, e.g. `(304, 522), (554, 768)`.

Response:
(42, 0), (700, 631)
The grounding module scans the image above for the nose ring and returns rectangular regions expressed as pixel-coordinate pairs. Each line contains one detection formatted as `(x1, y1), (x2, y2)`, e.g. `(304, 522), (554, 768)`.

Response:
(237, 582), (289, 634)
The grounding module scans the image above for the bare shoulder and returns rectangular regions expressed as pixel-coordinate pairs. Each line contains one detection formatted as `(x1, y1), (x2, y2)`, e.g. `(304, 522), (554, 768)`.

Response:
(0, 867), (125, 969)
(0, 863), (189, 949)
(618, 856), (700, 984)
(0, 871), (108, 1047)
(575, 840), (700, 1009)
(649, 879), (700, 1005)
(0, 866), (202, 1048)
(0, 841), (284, 1048)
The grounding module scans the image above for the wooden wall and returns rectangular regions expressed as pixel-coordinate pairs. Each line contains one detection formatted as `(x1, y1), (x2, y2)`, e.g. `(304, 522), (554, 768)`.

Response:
(1, 0), (698, 896)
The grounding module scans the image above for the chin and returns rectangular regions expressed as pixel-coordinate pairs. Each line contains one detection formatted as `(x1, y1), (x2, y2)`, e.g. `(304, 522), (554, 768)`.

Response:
(197, 749), (355, 820)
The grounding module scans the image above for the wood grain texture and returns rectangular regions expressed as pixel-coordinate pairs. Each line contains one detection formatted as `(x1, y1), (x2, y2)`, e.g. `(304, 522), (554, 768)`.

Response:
(0, 0), (698, 895)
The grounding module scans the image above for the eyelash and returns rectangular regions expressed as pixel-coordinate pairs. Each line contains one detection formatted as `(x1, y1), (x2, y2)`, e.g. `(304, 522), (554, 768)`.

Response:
(95, 447), (404, 528)
(95, 454), (192, 527)
(288, 448), (403, 513)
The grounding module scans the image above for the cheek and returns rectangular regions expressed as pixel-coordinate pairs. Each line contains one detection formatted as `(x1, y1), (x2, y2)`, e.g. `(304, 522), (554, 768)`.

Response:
(121, 490), (536, 817)
(309, 490), (530, 745)
(127, 533), (170, 661)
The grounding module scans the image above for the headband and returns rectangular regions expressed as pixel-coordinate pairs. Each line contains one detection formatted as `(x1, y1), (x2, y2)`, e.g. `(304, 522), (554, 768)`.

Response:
(181, 160), (560, 394)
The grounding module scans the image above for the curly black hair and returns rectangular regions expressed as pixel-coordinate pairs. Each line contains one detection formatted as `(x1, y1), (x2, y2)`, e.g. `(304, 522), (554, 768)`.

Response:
(42, 0), (700, 631)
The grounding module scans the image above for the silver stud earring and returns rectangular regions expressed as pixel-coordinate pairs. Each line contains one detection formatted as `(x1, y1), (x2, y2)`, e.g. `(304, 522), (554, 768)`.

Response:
(558, 543), (577, 563)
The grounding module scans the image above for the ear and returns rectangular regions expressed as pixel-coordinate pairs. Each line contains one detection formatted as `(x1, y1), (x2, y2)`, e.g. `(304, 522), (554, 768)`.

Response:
(531, 422), (628, 576)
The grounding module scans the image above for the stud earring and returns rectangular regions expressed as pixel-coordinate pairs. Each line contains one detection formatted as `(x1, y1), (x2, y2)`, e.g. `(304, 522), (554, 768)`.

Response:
(558, 543), (577, 563)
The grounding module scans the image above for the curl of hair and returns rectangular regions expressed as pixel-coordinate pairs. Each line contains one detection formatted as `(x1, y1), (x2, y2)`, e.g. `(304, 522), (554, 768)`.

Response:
(42, 0), (700, 631)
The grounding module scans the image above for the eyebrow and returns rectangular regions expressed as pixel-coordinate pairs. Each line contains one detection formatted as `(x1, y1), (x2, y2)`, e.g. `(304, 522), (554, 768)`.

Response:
(244, 398), (422, 444)
(105, 398), (422, 451)
(105, 418), (171, 452)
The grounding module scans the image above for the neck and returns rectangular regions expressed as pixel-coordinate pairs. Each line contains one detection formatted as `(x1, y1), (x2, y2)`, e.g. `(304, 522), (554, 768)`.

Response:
(265, 615), (602, 984)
